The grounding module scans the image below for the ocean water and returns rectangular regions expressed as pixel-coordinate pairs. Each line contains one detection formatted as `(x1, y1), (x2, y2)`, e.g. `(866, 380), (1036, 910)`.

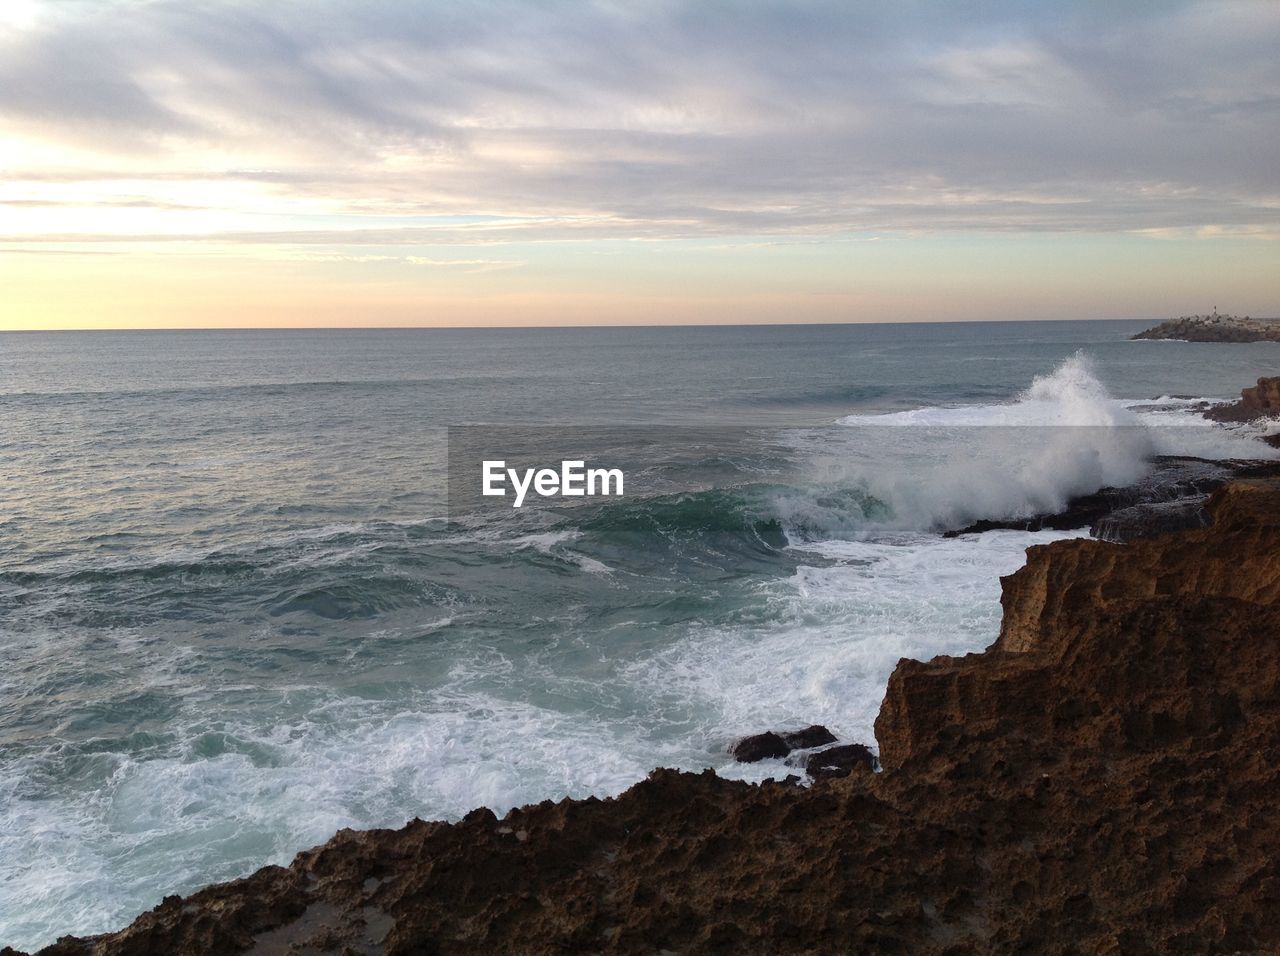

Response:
(1, 320), (1277, 949)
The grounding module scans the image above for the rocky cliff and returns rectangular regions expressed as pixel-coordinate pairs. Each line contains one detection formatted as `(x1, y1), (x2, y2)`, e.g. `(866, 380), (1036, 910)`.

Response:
(11, 482), (1280, 955)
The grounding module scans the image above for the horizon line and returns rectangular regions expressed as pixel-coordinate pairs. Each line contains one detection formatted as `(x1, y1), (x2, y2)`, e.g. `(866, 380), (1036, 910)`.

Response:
(0, 316), (1176, 334)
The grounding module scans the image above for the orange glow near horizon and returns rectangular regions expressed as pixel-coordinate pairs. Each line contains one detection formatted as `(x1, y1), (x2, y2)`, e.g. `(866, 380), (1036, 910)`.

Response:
(3, 231), (1277, 330)
(2, 1), (1277, 329)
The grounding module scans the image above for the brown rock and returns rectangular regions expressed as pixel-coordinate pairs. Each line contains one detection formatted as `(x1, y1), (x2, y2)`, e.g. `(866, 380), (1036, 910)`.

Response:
(1206, 375), (1280, 422)
(779, 725), (837, 750)
(729, 731), (789, 762)
(992, 479), (1280, 657)
(804, 743), (876, 779)
(1089, 498), (1211, 543)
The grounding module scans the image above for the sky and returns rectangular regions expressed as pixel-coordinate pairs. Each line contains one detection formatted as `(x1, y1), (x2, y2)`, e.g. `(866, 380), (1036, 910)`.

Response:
(1, 0), (1278, 329)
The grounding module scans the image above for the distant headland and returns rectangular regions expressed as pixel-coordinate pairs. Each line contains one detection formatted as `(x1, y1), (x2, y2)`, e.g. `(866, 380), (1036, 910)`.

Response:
(1133, 310), (1280, 342)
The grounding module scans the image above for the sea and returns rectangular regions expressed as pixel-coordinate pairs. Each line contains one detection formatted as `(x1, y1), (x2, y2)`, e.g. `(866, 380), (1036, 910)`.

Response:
(1, 320), (1276, 949)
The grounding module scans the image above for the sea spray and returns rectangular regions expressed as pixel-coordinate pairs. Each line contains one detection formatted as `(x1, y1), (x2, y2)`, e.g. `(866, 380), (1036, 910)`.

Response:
(581, 351), (1170, 544)
(817, 353), (1155, 533)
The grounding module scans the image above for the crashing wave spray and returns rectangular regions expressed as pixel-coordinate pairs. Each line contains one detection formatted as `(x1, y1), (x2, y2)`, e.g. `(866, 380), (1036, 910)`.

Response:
(788, 353), (1157, 534)
(1018, 352), (1143, 428)
(997, 353), (1155, 520)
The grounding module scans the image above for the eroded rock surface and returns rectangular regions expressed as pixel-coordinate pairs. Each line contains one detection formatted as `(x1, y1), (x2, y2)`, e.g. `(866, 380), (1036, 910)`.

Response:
(802, 743), (877, 779)
(728, 731), (789, 762)
(1206, 376), (1280, 423)
(779, 725), (837, 751)
(11, 481), (1280, 955)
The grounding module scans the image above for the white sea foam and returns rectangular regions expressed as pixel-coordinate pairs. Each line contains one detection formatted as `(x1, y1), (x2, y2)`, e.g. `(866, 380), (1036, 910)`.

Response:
(0, 689), (682, 948)
(818, 355), (1150, 529)
(800, 353), (1274, 535)
(623, 527), (1085, 778)
(1130, 403), (1280, 459)
(512, 530), (615, 574)
(512, 530), (582, 551)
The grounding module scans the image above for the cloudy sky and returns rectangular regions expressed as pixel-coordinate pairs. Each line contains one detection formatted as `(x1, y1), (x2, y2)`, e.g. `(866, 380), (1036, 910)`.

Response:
(2, 0), (1278, 328)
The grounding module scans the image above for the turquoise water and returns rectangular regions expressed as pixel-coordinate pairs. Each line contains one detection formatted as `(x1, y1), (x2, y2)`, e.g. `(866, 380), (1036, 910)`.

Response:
(1, 321), (1276, 949)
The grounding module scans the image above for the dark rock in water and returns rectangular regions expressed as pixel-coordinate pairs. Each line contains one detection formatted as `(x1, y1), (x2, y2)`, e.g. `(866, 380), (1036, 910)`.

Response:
(805, 743), (877, 779)
(730, 732), (789, 762)
(944, 455), (1280, 542)
(735, 726), (837, 762)
(1091, 499), (1212, 543)
(943, 504), (1111, 537)
(1129, 398), (1213, 414)
(1206, 376), (1280, 423)
(1234, 460), (1280, 478)
(780, 725), (837, 750)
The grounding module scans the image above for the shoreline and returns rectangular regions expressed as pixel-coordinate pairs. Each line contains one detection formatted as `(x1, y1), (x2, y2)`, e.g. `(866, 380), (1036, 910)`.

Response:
(12, 477), (1280, 954)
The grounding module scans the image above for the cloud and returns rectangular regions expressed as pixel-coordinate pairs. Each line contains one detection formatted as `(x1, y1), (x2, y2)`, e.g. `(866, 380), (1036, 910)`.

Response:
(1, 0), (1278, 241)
(284, 253), (526, 272)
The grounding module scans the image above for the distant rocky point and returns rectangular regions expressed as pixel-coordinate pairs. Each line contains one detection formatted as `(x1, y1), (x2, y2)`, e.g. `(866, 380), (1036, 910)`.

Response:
(1132, 312), (1280, 342)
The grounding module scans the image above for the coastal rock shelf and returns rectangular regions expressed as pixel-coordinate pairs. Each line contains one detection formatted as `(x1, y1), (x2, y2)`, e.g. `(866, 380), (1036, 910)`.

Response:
(1132, 314), (1280, 342)
(1206, 376), (1280, 423)
(942, 453), (1280, 542)
(13, 480), (1280, 954)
